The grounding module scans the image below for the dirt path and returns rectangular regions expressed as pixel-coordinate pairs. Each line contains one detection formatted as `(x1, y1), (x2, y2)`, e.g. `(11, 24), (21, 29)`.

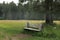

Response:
(4, 34), (32, 40)
(0, 31), (32, 40)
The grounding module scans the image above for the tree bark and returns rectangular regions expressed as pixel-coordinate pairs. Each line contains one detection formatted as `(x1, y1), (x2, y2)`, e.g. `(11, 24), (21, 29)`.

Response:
(46, 12), (53, 24)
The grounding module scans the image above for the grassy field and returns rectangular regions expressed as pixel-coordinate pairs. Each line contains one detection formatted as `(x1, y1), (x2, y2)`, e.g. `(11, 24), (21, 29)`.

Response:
(0, 20), (60, 40)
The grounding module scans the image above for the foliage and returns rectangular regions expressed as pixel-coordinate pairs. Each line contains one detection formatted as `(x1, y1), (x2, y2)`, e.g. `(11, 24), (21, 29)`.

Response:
(0, 0), (60, 20)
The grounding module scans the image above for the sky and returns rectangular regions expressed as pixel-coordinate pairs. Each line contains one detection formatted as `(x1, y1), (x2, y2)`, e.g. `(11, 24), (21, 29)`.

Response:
(0, 0), (19, 5)
(0, 0), (29, 6)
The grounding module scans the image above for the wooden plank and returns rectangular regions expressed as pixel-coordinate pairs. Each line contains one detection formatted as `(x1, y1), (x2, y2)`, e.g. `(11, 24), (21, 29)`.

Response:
(24, 27), (40, 31)
(24, 22), (43, 31)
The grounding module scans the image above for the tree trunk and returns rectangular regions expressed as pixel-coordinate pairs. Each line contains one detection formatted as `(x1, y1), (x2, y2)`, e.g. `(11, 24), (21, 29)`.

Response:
(46, 12), (53, 24)
(45, 0), (53, 24)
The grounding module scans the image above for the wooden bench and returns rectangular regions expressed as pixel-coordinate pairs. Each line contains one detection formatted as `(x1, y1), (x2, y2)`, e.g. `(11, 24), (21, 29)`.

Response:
(24, 22), (43, 32)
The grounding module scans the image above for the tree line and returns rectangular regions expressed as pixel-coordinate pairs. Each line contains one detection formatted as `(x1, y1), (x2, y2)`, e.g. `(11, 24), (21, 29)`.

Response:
(0, 0), (60, 20)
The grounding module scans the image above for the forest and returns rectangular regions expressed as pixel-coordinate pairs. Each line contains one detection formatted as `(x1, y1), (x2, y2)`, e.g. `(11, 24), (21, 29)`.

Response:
(0, 0), (60, 20)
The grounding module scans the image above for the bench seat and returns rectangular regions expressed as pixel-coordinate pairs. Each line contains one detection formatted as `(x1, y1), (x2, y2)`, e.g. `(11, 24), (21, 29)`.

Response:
(24, 27), (41, 31)
(24, 22), (43, 32)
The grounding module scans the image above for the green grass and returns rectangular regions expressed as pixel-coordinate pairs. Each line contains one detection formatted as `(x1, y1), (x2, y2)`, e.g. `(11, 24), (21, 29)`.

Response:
(0, 20), (60, 40)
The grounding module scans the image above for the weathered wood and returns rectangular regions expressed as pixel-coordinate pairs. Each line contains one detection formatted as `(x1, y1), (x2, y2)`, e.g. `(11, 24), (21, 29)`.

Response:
(24, 22), (43, 32)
